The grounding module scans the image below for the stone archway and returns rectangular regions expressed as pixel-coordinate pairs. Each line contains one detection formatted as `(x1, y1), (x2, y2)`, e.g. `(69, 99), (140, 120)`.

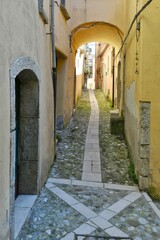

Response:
(9, 56), (40, 237)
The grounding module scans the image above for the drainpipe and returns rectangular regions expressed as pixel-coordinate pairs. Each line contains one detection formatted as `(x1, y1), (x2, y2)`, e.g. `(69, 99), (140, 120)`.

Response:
(112, 47), (115, 108)
(51, 0), (57, 155)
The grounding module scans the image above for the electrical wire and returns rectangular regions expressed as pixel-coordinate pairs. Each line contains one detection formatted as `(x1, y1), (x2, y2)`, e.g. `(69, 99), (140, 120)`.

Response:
(115, 0), (153, 58)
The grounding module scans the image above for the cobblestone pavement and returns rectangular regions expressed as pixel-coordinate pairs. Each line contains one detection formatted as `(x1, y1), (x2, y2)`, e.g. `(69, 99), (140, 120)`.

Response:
(17, 90), (160, 240)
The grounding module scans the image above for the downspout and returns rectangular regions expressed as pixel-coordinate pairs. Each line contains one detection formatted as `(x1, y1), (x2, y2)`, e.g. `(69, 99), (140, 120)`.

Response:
(112, 47), (115, 108)
(51, 0), (57, 154)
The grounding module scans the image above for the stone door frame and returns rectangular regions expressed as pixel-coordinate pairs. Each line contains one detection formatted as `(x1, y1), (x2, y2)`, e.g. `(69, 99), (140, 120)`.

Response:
(9, 56), (41, 238)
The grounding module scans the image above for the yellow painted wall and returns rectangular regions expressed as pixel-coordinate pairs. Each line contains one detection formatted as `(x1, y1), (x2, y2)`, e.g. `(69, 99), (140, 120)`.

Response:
(0, 1), (54, 238)
(76, 74), (83, 103)
(102, 46), (114, 101)
(123, 0), (140, 170)
(75, 48), (84, 103)
(55, 1), (71, 56)
(56, 51), (67, 129)
(54, 0), (75, 126)
(69, 0), (126, 35)
(72, 23), (123, 53)
(123, 0), (160, 192)
(140, 0), (160, 191)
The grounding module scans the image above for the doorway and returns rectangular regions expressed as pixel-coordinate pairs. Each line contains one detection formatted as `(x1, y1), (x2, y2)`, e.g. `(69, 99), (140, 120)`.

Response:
(15, 69), (39, 196)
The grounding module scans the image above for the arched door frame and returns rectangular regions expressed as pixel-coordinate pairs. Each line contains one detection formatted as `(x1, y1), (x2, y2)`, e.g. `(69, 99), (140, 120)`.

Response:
(9, 56), (40, 238)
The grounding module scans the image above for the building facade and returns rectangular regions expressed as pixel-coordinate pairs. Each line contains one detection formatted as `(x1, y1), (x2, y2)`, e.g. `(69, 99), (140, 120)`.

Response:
(95, 43), (115, 105)
(121, 0), (160, 192)
(0, 1), (55, 239)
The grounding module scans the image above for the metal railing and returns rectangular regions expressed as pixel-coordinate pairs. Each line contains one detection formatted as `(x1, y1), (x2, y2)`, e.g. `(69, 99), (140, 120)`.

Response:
(74, 233), (133, 240)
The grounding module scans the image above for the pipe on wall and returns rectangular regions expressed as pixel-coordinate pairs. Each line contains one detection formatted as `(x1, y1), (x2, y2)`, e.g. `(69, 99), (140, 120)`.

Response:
(116, 0), (153, 58)
(51, 0), (57, 154)
(112, 47), (115, 107)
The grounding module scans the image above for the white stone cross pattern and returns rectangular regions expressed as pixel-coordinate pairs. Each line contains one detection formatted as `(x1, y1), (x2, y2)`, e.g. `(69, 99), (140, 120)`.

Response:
(46, 181), (142, 240)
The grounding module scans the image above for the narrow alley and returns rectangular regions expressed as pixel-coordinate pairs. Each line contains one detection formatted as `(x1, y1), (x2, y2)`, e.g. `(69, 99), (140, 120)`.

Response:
(16, 90), (160, 240)
(2, 1), (160, 240)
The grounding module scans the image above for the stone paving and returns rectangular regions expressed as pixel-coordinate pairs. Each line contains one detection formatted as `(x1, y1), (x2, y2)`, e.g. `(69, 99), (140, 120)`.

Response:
(16, 90), (160, 240)
(82, 90), (101, 182)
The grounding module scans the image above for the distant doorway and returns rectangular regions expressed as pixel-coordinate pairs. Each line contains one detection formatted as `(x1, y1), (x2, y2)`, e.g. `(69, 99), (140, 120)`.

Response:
(15, 70), (39, 196)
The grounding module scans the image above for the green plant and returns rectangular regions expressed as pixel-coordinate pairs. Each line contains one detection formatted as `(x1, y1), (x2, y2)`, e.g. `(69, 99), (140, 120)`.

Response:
(56, 133), (62, 142)
(148, 185), (160, 200)
(106, 95), (113, 109)
(128, 162), (138, 184)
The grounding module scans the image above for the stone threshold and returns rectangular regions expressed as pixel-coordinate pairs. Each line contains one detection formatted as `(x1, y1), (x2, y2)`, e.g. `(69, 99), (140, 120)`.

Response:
(14, 195), (37, 239)
(47, 177), (139, 191)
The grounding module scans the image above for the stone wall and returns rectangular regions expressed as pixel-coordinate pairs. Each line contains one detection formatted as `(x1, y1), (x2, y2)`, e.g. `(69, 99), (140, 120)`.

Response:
(138, 102), (150, 190)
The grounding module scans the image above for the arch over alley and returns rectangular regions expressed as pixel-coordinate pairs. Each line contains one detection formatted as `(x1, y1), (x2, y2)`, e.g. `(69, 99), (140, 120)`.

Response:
(55, 0), (126, 129)
(71, 22), (123, 52)
(68, 21), (124, 111)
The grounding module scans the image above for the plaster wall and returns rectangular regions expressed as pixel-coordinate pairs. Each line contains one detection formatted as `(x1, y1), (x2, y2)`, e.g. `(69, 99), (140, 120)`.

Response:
(68, 0), (126, 52)
(140, 0), (160, 191)
(76, 74), (83, 103)
(123, 0), (142, 184)
(0, 1), (54, 238)
(63, 50), (76, 125)
(54, 0), (75, 126)
(75, 49), (84, 103)
(56, 52), (67, 129)
(125, 82), (139, 170)
(54, 1), (71, 56)
(102, 46), (114, 100)
(124, 0), (160, 191)
(69, 0), (126, 34)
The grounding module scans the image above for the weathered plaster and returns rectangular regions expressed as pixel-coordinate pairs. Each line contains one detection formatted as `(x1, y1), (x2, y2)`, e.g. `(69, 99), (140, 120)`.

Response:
(125, 82), (136, 119)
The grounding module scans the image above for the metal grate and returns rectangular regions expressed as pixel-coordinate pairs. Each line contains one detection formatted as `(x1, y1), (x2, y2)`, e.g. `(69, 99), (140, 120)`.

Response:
(74, 234), (133, 240)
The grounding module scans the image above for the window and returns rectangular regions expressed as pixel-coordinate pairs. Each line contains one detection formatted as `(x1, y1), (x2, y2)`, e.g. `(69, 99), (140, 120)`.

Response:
(38, 0), (48, 24)
(60, 0), (70, 20)
(61, 0), (65, 6)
